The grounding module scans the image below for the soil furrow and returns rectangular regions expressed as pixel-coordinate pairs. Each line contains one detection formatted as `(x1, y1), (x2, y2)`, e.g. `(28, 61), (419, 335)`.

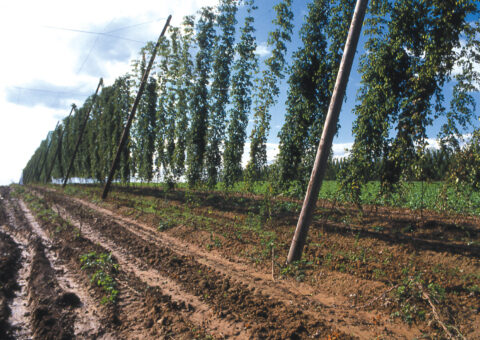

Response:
(27, 237), (76, 339)
(3, 191), (76, 339)
(0, 229), (22, 340)
(52, 202), (252, 339)
(16, 199), (105, 339)
(2, 187), (113, 339)
(0, 189), (34, 339)
(16, 186), (214, 339)
(39, 186), (421, 339)
(36, 186), (353, 339)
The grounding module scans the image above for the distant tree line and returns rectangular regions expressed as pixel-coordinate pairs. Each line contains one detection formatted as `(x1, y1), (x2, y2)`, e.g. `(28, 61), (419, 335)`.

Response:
(324, 148), (453, 182)
(22, 0), (480, 194)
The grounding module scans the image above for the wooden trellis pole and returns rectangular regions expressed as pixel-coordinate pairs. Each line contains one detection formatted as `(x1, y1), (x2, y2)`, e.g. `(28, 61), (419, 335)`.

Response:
(45, 104), (76, 183)
(101, 15), (172, 200)
(287, 0), (368, 263)
(62, 78), (103, 187)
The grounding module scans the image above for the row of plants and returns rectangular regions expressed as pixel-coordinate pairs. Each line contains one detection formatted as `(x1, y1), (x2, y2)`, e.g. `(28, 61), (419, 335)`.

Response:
(106, 178), (480, 217)
(22, 0), (480, 210)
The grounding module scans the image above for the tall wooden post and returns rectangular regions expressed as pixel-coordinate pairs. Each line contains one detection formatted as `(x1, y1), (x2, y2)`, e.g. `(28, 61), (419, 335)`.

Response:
(62, 79), (103, 187)
(286, 0), (368, 263)
(38, 121), (60, 182)
(102, 15), (172, 200)
(45, 104), (76, 183)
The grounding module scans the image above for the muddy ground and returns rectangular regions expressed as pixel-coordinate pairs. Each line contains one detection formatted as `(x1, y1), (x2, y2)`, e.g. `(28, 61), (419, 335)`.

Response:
(0, 184), (478, 339)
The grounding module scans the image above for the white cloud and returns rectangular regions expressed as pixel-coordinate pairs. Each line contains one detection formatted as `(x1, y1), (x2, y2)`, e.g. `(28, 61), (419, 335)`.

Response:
(0, 0), (217, 185)
(255, 42), (271, 57)
(241, 142), (279, 167)
(332, 142), (353, 159)
(425, 135), (472, 149)
(448, 39), (480, 86)
(425, 138), (441, 150)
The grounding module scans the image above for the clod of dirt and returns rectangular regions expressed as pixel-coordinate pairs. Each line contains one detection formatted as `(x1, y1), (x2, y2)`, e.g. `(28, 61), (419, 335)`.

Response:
(144, 318), (154, 328)
(55, 292), (81, 308)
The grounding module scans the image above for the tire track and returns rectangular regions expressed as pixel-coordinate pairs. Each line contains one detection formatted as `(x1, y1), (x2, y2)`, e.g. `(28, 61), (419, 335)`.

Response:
(17, 187), (217, 339)
(16, 199), (106, 339)
(1, 191), (34, 340)
(2, 188), (109, 339)
(37, 187), (353, 339)
(40, 187), (420, 339)
(2, 193), (75, 339)
(52, 202), (252, 339)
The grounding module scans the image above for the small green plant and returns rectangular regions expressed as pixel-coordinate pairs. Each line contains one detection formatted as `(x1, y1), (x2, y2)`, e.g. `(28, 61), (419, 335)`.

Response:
(427, 282), (446, 303)
(64, 186), (81, 196)
(206, 232), (222, 250)
(158, 220), (175, 232)
(373, 268), (386, 280)
(401, 224), (416, 233)
(390, 274), (430, 324)
(234, 230), (244, 242)
(280, 259), (313, 282)
(80, 252), (119, 304)
(467, 284), (480, 295)
(185, 190), (200, 207)
(11, 185), (25, 197)
(274, 201), (300, 214)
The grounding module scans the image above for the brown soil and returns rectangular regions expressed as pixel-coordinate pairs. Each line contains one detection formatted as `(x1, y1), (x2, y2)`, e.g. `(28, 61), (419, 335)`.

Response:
(2, 186), (214, 339)
(37, 187), (347, 339)
(3, 183), (480, 339)
(27, 238), (76, 339)
(0, 231), (21, 340)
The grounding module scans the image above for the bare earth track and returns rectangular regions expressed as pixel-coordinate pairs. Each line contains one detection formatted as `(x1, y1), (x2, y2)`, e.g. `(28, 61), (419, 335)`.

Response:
(39, 186), (420, 339)
(0, 186), (213, 339)
(33, 186), (347, 339)
(1, 184), (479, 339)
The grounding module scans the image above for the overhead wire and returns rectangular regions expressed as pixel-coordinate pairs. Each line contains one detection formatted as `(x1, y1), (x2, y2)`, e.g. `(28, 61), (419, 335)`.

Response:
(43, 17), (169, 44)
(43, 26), (147, 43)
(105, 17), (168, 33)
(11, 86), (88, 97)
(14, 17), (168, 104)
(76, 17), (116, 74)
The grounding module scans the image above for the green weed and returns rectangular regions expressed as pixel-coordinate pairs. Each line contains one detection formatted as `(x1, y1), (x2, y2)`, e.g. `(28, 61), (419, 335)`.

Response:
(280, 259), (313, 282)
(206, 232), (222, 251)
(158, 220), (175, 232)
(80, 252), (119, 304)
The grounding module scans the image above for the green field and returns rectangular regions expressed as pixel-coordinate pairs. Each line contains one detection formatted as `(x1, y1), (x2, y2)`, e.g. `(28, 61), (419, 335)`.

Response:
(113, 180), (480, 217)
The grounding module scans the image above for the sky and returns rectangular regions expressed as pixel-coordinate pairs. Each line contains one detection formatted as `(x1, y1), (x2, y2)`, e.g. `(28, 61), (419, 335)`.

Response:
(0, 0), (478, 185)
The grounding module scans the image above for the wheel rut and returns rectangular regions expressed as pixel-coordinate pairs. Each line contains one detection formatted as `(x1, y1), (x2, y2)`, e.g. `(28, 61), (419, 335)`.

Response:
(17, 199), (106, 339)
(52, 202), (252, 339)
(1, 188), (110, 339)
(34, 186), (355, 339)
(37, 186), (419, 339)
(1, 193), (75, 339)
(0, 193), (32, 340)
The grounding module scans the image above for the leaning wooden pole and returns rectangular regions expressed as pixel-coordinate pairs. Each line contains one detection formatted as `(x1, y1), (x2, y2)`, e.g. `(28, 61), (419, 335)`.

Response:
(45, 104), (76, 184)
(286, 0), (368, 263)
(62, 79), (103, 187)
(38, 121), (60, 182)
(102, 15), (172, 200)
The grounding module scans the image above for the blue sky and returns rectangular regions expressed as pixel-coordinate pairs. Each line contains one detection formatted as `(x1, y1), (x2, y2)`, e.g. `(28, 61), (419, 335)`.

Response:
(0, 0), (478, 185)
